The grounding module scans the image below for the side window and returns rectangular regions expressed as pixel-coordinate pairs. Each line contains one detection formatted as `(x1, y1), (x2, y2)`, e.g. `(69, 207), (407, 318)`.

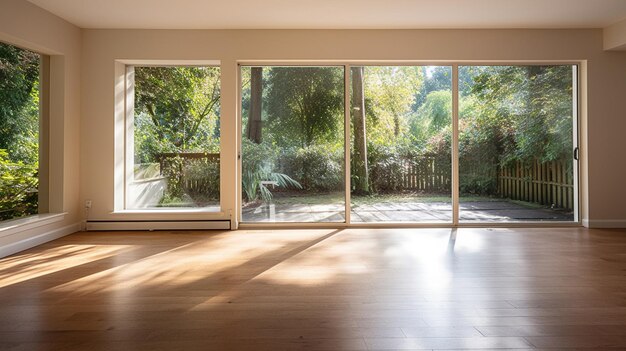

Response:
(0, 42), (42, 221)
(126, 66), (221, 211)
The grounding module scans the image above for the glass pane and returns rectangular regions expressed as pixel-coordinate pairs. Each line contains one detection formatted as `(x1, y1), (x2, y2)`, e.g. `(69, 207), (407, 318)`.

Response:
(128, 66), (221, 210)
(0, 42), (40, 221)
(350, 66), (452, 223)
(241, 66), (345, 222)
(459, 65), (576, 222)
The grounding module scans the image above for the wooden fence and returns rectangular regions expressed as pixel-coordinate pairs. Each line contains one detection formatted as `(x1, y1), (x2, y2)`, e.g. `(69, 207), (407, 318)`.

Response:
(499, 159), (574, 210)
(368, 155), (451, 192)
(377, 154), (573, 211)
(401, 156), (451, 192)
(157, 152), (219, 174)
(156, 152), (573, 210)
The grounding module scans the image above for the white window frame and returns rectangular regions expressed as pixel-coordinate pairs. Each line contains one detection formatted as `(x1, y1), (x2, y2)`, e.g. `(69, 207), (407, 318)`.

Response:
(0, 42), (54, 228)
(236, 61), (582, 228)
(114, 60), (227, 218)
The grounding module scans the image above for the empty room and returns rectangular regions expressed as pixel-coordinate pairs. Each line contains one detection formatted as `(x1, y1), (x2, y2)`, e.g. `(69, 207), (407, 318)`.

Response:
(2, 0), (626, 349)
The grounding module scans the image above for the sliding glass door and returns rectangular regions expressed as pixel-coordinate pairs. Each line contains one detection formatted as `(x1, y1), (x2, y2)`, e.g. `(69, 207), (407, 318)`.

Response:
(458, 65), (577, 222)
(239, 63), (578, 225)
(240, 66), (345, 223)
(349, 66), (452, 223)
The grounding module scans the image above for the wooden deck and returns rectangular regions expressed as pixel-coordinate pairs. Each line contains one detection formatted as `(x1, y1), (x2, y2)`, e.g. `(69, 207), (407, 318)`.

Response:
(243, 200), (573, 223)
(1, 227), (626, 350)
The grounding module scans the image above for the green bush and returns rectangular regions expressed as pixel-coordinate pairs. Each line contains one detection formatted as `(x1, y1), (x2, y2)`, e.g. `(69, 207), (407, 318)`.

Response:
(157, 155), (220, 206)
(459, 173), (498, 195)
(160, 155), (185, 201)
(366, 143), (407, 192)
(457, 122), (500, 195)
(279, 144), (343, 191)
(183, 158), (220, 201)
(242, 139), (277, 201)
(242, 139), (300, 202)
(0, 149), (38, 220)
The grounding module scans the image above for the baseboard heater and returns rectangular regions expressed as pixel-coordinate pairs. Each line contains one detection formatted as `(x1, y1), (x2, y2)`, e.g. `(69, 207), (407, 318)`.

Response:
(85, 220), (231, 231)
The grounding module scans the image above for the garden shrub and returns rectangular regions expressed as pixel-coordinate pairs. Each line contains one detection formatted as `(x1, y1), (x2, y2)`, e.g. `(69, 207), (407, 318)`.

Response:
(366, 143), (407, 192)
(183, 158), (220, 202)
(0, 149), (38, 220)
(279, 144), (343, 192)
(241, 139), (300, 202)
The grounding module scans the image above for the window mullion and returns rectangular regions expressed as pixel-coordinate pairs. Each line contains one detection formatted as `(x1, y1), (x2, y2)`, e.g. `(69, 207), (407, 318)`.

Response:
(452, 64), (460, 226)
(344, 65), (352, 225)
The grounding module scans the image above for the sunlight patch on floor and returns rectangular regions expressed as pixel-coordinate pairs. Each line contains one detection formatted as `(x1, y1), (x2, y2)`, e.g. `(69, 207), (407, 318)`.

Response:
(47, 230), (338, 295)
(0, 244), (132, 288)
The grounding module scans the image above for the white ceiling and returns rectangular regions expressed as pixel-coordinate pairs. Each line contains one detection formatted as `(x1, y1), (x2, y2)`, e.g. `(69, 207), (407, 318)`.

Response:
(27, 0), (626, 30)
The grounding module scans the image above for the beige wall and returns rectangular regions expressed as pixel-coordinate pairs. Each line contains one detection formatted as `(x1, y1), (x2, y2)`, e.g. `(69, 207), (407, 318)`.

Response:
(604, 18), (626, 50)
(0, 0), (82, 254)
(80, 28), (626, 227)
(0, 5), (623, 254)
(3, 2), (626, 235)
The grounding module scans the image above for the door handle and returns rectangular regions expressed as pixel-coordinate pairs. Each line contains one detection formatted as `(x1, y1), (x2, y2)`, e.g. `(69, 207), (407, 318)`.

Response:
(573, 147), (579, 161)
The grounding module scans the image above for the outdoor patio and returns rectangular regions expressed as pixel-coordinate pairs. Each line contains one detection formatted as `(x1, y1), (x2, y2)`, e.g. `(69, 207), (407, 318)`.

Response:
(242, 199), (573, 223)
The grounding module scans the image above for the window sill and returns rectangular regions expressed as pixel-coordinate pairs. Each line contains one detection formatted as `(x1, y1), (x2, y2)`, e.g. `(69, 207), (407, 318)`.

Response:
(112, 208), (223, 215)
(0, 213), (67, 238)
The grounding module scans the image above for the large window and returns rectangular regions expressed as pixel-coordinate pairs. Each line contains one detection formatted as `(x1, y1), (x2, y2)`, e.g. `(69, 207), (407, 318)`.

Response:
(126, 66), (221, 211)
(240, 66), (345, 222)
(459, 65), (576, 222)
(238, 63), (578, 225)
(350, 66), (452, 223)
(0, 42), (41, 221)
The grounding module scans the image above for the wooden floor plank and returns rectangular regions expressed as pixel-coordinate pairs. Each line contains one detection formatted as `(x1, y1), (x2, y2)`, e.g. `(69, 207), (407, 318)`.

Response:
(1, 227), (626, 349)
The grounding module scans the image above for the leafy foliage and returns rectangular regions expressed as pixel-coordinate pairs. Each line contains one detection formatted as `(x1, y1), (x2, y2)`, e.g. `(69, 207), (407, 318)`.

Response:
(184, 158), (220, 201)
(367, 143), (410, 192)
(361, 66), (422, 145)
(0, 150), (38, 220)
(0, 42), (40, 220)
(241, 64), (575, 202)
(415, 66), (452, 107)
(279, 144), (343, 191)
(0, 43), (40, 162)
(134, 66), (220, 162)
(410, 90), (452, 146)
(466, 65), (574, 164)
(133, 66), (221, 206)
(241, 139), (301, 202)
(265, 67), (344, 147)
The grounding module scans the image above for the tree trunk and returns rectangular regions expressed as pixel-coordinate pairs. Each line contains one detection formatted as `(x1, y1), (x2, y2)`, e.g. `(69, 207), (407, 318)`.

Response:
(247, 67), (263, 143)
(351, 67), (369, 194)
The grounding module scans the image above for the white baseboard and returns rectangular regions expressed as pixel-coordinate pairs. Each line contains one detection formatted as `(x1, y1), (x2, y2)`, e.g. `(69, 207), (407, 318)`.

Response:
(0, 222), (81, 258)
(583, 219), (626, 228)
(85, 220), (230, 231)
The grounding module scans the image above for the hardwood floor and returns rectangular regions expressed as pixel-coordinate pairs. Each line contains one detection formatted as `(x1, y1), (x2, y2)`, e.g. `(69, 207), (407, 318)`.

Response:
(1, 227), (626, 350)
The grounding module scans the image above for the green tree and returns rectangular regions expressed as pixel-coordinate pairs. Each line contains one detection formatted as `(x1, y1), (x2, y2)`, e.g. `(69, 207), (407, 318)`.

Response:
(0, 150), (38, 220)
(362, 66), (422, 144)
(351, 67), (369, 194)
(0, 42), (40, 163)
(265, 67), (344, 147)
(246, 67), (263, 143)
(134, 66), (220, 162)
(0, 42), (40, 220)
(411, 90), (452, 146)
(470, 65), (573, 164)
(415, 66), (452, 107)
